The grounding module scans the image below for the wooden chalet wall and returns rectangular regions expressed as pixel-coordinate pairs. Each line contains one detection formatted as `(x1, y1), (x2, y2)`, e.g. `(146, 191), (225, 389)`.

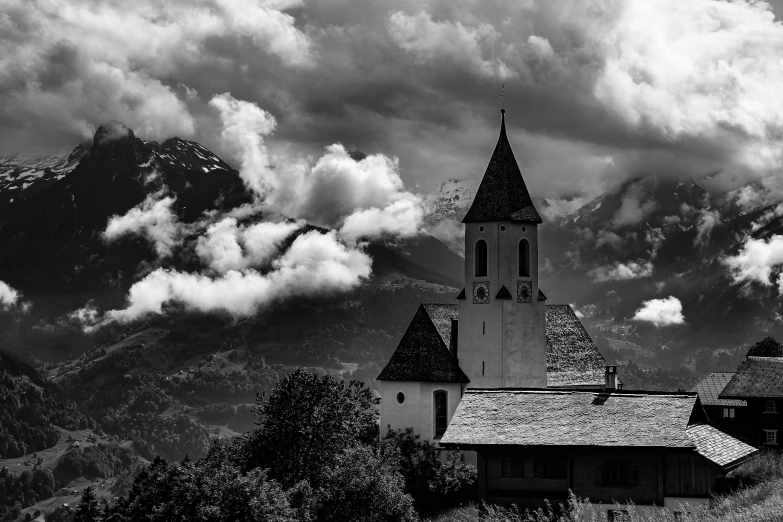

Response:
(664, 452), (719, 497)
(701, 404), (748, 441)
(744, 398), (782, 448)
(476, 447), (720, 508)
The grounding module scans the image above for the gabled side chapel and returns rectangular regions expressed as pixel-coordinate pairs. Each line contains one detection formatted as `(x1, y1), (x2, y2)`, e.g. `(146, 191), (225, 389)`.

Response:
(377, 110), (758, 515)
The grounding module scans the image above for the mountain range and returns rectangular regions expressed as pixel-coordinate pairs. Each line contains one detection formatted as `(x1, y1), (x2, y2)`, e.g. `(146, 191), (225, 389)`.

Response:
(2, 124), (782, 377)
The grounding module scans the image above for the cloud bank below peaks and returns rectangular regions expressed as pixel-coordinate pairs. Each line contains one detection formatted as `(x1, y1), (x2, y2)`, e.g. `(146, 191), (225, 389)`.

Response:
(209, 93), (427, 243)
(75, 93), (431, 330)
(103, 189), (183, 258)
(76, 229), (372, 330)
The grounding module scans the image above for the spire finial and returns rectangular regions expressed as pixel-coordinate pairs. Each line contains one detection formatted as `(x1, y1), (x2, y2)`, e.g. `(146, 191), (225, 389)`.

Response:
(499, 83), (506, 111)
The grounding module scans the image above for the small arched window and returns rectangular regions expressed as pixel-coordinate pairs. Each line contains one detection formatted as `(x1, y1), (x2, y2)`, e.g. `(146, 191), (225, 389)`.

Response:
(475, 240), (488, 277)
(519, 239), (530, 277)
(434, 390), (448, 438)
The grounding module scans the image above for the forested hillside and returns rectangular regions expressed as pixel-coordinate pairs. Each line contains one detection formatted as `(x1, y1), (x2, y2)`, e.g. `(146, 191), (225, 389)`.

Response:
(0, 351), (86, 459)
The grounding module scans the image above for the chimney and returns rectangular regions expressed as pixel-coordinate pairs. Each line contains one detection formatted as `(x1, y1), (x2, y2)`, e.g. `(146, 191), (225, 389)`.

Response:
(450, 319), (459, 360)
(604, 365), (618, 390)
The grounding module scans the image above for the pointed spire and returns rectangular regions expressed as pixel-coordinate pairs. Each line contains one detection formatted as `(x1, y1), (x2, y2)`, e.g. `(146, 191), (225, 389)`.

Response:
(462, 110), (542, 224)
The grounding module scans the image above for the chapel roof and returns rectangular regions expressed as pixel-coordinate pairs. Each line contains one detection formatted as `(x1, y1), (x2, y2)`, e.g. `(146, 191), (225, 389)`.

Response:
(691, 372), (746, 407)
(439, 389), (698, 448)
(376, 304), (468, 383)
(720, 357), (783, 399)
(462, 111), (543, 224)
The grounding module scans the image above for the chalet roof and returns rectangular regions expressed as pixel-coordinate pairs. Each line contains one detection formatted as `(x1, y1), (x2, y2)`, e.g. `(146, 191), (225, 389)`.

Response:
(377, 304), (468, 383)
(685, 423), (758, 470)
(546, 305), (606, 387)
(720, 357), (783, 399)
(692, 372), (746, 407)
(462, 111), (542, 224)
(746, 337), (783, 357)
(439, 389), (697, 448)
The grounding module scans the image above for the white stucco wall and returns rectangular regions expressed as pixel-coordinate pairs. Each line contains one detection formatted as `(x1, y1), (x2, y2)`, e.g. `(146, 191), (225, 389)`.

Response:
(379, 380), (462, 441)
(459, 221), (547, 388)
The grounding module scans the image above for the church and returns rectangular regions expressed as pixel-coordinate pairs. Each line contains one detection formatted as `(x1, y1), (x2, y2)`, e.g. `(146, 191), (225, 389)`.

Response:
(377, 109), (758, 516)
(377, 108), (608, 442)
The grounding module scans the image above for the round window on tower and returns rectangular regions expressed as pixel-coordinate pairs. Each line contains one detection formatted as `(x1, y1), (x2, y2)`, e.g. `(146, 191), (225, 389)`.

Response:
(500, 226), (506, 231)
(522, 226), (526, 232)
(396, 392), (405, 404)
(479, 226), (484, 232)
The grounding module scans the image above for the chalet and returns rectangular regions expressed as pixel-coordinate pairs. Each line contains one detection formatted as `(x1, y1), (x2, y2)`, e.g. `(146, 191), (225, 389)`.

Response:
(720, 356), (783, 448)
(376, 108), (757, 514)
(439, 389), (757, 516)
(691, 372), (747, 440)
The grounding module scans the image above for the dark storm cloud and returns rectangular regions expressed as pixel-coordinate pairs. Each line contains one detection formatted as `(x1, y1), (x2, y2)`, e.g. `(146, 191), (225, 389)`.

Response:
(3, 0), (783, 200)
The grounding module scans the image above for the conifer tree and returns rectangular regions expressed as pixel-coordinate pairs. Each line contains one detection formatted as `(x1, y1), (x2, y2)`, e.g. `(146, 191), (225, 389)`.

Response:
(73, 487), (100, 522)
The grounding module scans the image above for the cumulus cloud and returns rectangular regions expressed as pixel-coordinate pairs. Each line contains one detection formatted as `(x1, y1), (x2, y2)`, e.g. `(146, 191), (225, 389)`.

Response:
(0, 0), (312, 152)
(590, 261), (653, 282)
(633, 296), (685, 326)
(195, 218), (303, 273)
(103, 190), (183, 257)
(210, 94), (427, 241)
(78, 229), (371, 328)
(0, 281), (20, 309)
(388, 11), (515, 80)
(723, 234), (783, 293)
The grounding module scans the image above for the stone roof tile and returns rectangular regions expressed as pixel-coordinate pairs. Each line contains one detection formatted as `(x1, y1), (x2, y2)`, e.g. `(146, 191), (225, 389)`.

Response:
(377, 304), (468, 383)
(720, 357), (783, 399)
(546, 305), (606, 387)
(685, 423), (758, 469)
(440, 389), (697, 448)
(692, 372), (746, 407)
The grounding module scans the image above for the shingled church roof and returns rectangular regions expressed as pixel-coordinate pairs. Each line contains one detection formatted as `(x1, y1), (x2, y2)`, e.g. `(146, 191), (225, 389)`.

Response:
(377, 304), (468, 383)
(378, 302), (605, 386)
(546, 305), (606, 387)
(462, 110), (543, 224)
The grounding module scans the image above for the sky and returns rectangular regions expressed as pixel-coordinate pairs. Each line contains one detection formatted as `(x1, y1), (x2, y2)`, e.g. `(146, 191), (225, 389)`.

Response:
(3, 0), (783, 203)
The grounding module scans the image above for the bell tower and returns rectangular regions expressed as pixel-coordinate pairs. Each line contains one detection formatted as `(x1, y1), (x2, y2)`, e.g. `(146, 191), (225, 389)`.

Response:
(457, 109), (547, 389)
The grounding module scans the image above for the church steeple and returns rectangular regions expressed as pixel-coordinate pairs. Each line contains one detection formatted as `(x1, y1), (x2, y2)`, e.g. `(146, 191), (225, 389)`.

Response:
(462, 110), (542, 224)
(458, 107), (547, 390)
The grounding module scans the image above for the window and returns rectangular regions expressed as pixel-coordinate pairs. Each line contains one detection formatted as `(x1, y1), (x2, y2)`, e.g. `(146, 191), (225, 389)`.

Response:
(534, 458), (568, 480)
(608, 510), (630, 522)
(765, 430), (778, 445)
(475, 240), (488, 277)
(765, 400), (777, 413)
(396, 392), (405, 404)
(518, 239), (530, 277)
(501, 456), (524, 478)
(434, 391), (448, 438)
(722, 407), (735, 419)
(598, 462), (639, 487)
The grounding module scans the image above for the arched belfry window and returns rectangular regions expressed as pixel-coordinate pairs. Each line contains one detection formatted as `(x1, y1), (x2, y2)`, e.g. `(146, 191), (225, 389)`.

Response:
(519, 239), (530, 277)
(434, 390), (448, 438)
(475, 240), (488, 277)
